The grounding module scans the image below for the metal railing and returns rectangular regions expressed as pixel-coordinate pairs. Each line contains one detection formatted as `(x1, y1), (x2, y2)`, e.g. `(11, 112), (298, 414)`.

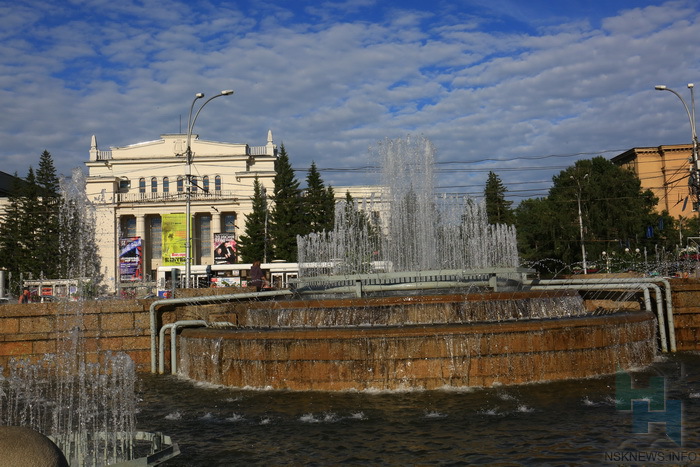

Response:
(116, 190), (238, 204)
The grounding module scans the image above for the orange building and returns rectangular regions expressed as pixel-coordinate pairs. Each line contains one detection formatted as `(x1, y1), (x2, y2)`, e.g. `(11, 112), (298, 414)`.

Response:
(612, 144), (698, 219)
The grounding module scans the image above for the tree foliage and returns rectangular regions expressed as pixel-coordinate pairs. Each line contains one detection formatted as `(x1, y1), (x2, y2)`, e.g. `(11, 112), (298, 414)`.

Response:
(301, 162), (335, 235)
(484, 171), (514, 225)
(0, 151), (74, 294)
(268, 144), (303, 261)
(516, 156), (661, 266)
(35, 150), (62, 277)
(237, 177), (269, 263)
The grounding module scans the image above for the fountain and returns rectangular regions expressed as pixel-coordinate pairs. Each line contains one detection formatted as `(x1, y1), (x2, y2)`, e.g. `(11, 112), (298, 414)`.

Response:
(171, 136), (658, 390)
(0, 169), (179, 466)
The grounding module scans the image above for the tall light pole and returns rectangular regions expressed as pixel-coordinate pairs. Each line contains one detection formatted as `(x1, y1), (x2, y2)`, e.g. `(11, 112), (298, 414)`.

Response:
(655, 84), (699, 210)
(571, 173), (589, 274)
(184, 90), (234, 288)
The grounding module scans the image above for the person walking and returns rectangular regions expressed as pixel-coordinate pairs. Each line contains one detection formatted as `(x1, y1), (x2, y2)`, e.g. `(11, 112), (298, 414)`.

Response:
(18, 288), (31, 304)
(249, 261), (269, 291)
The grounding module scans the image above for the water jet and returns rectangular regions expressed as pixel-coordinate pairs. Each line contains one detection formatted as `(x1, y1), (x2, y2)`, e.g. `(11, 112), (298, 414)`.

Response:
(162, 136), (659, 391)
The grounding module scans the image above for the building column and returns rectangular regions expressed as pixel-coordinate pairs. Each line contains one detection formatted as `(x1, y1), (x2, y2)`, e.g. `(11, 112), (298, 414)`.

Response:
(136, 215), (147, 280)
(212, 212), (221, 251)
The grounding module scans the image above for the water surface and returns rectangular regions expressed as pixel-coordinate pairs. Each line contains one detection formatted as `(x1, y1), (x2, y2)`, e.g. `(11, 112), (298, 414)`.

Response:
(136, 352), (700, 466)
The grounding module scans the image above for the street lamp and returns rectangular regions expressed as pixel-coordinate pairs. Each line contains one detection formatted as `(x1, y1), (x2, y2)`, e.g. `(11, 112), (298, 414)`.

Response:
(655, 84), (699, 210)
(184, 90), (234, 288)
(571, 173), (589, 274)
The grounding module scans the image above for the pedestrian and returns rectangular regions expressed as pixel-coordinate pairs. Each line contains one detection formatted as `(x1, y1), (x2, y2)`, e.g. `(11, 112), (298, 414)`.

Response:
(249, 261), (268, 291)
(18, 288), (31, 304)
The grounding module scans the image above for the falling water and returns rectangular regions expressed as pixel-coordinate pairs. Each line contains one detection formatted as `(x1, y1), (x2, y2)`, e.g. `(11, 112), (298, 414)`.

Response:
(0, 169), (139, 466)
(297, 135), (519, 276)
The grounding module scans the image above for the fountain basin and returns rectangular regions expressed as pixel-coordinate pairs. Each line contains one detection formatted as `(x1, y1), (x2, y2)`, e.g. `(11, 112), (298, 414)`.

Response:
(177, 292), (657, 391)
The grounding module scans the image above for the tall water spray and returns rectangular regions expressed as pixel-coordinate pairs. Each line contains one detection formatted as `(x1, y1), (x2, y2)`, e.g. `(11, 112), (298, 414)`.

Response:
(297, 135), (519, 275)
(0, 169), (138, 466)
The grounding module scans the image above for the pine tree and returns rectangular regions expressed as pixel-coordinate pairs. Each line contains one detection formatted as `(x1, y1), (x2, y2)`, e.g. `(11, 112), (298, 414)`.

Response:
(302, 162), (334, 235)
(0, 167), (46, 281)
(19, 168), (44, 276)
(237, 177), (270, 263)
(342, 191), (381, 255)
(269, 144), (302, 261)
(484, 171), (514, 225)
(323, 185), (336, 232)
(57, 169), (103, 294)
(35, 150), (61, 277)
(0, 174), (27, 289)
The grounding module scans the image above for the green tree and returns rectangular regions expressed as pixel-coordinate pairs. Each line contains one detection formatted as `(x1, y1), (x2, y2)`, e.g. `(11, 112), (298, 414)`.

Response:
(0, 173), (28, 289)
(57, 170), (103, 295)
(484, 171), (514, 225)
(269, 144), (303, 261)
(18, 168), (43, 275)
(517, 156), (658, 267)
(35, 150), (61, 277)
(342, 191), (381, 258)
(237, 177), (269, 263)
(302, 162), (335, 235)
(0, 165), (50, 284)
(515, 197), (558, 263)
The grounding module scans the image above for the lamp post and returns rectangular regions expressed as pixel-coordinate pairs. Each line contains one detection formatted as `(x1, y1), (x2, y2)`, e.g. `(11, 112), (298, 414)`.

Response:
(655, 84), (699, 210)
(571, 174), (589, 274)
(184, 90), (234, 288)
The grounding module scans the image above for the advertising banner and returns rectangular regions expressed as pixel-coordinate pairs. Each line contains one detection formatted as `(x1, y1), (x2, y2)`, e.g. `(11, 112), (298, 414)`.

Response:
(213, 233), (237, 264)
(119, 236), (143, 281)
(162, 213), (189, 266)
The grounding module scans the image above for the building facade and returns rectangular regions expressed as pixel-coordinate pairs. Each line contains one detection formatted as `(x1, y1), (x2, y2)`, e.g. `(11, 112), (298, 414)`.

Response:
(85, 131), (277, 292)
(612, 144), (698, 219)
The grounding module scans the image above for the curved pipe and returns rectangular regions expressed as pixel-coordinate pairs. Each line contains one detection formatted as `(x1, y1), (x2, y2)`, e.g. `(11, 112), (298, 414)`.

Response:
(150, 289), (294, 373)
(529, 281), (668, 352)
(158, 320), (207, 374)
(530, 277), (675, 352)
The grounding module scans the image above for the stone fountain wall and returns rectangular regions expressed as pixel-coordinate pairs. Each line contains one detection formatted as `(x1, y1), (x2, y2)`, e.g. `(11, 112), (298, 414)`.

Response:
(179, 310), (656, 390)
(176, 290), (658, 390)
(0, 280), (699, 378)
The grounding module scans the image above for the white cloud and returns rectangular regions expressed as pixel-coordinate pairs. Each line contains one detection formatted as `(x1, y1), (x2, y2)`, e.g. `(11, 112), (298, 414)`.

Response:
(0, 0), (698, 203)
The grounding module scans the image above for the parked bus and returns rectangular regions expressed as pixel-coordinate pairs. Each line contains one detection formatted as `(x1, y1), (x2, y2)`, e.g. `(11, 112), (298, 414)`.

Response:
(155, 262), (300, 297)
(23, 279), (80, 302)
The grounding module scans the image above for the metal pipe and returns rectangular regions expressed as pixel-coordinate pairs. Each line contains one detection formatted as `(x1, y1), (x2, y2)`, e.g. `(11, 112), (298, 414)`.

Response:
(294, 281), (492, 296)
(158, 320), (206, 374)
(529, 281), (668, 352)
(149, 289), (294, 373)
(530, 277), (675, 351)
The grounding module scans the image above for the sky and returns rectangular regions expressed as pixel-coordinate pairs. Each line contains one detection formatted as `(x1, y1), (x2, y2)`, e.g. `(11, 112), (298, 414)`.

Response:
(1, 0), (699, 203)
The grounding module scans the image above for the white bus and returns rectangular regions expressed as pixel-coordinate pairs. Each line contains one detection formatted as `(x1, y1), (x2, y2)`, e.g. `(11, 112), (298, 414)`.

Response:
(23, 278), (80, 302)
(155, 262), (300, 297)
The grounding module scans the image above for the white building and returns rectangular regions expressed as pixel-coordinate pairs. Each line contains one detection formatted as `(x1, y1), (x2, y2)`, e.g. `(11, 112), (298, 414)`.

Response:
(85, 131), (277, 292)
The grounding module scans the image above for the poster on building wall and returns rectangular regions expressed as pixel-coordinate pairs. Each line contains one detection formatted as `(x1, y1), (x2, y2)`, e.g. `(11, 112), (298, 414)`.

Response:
(213, 233), (237, 264)
(162, 213), (189, 266)
(119, 237), (143, 281)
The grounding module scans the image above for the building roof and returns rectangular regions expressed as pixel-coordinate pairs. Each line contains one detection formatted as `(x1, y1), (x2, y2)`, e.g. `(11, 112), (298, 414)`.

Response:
(0, 171), (25, 197)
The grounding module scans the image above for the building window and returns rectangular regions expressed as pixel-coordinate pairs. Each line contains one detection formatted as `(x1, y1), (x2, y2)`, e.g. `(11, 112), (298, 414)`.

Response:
(151, 177), (157, 193)
(163, 177), (169, 193)
(202, 175), (209, 193)
(199, 215), (211, 257)
(120, 216), (137, 238)
(149, 216), (162, 260)
(223, 213), (236, 233)
(191, 176), (197, 193)
(215, 175), (222, 192)
(177, 176), (184, 192)
(119, 178), (130, 192)
(139, 178), (146, 194)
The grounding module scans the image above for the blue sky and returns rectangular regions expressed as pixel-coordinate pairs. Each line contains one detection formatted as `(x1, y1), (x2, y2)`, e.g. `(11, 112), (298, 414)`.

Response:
(1, 0), (698, 202)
